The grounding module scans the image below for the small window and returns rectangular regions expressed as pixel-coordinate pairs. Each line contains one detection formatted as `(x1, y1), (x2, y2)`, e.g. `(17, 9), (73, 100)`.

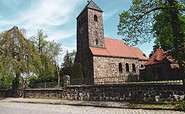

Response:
(126, 63), (129, 72)
(94, 15), (98, 22)
(119, 63), (122, 72)
(132, 63), (136, 72)
(96, 39), (99, 45)
(141, 64), (144, 68)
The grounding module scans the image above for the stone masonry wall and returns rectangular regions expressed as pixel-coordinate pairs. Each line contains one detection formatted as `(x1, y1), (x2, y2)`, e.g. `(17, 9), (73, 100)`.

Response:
(63, 84), (184, 102)
(23, 84), (185, 102)
(93, 56), (147, 84)
(25, 89), (63, 99)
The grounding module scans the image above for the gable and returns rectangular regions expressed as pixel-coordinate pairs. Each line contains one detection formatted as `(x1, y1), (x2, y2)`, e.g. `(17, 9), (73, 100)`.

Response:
(145, 48), (176, 66)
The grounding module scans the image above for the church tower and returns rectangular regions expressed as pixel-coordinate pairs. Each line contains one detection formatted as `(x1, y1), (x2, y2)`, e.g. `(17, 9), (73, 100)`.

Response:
(75, 0), (104, 85)
(77, 0), (105, 49)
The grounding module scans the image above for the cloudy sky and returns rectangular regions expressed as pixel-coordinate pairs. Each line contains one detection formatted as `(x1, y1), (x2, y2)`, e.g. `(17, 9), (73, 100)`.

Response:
(0, 0), (154, 58)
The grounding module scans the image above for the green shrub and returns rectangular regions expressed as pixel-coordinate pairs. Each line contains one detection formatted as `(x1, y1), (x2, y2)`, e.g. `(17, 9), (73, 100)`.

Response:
(28, 75), (37, 88)
(70, 63), (83, 84)
(176, 100), (185, 111)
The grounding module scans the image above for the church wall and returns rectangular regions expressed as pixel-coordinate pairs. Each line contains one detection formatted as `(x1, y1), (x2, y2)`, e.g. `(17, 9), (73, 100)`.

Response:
(93, 56), (146, 84)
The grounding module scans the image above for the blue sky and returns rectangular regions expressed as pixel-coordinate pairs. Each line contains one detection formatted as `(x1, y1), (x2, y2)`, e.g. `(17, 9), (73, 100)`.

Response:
(0, 0), (154, 58)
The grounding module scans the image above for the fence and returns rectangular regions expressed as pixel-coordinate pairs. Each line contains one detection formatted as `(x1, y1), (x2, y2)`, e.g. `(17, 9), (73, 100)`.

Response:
(30, 82), (58, 88)
(70, 75), (183, 85)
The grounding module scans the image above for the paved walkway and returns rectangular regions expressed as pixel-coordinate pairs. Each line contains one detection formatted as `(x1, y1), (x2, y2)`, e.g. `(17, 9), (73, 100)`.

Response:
(1, 98), (129, 108)
(0, 100), (184, 114)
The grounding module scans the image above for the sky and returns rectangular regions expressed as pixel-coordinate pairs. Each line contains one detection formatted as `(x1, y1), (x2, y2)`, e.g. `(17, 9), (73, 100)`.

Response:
(0, 0), (154, 59)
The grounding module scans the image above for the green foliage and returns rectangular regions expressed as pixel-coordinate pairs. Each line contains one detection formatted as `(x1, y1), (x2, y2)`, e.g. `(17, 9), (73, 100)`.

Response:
(176, 100), (185, 111)
(118, 0), (185, 77)
(30, 29), (62, 84)
(29, 75), (37, 88)
(118, 0), (185, 46)
(0, 27), (44, 90)
(70, 63), (83, 83)
(61, 51), (73, 75)
(1, 74), (14, 86)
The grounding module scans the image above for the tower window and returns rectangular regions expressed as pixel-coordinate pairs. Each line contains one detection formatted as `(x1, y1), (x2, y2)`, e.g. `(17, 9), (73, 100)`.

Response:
(132, 63), (136, 72)
(96, 39), (99, 45)
(119, 63), (122, 72)
(94, 15), (98, 22)
(126, 63), (129, 72)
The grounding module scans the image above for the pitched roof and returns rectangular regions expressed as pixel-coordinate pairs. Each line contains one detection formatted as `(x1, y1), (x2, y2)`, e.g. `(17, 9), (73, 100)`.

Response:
(85, 0), (103, 12)
(145, 48), (176, 66)
(90, 38), (148, 60)
(77, 1), (103, 18)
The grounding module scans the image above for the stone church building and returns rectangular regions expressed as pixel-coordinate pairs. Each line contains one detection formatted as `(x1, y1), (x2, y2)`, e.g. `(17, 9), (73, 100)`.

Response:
(75, 1), (148, 85)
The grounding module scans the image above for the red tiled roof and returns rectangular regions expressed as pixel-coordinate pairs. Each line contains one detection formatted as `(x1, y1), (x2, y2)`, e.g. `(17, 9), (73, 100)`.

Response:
(128, 46), (148, 60)
(90, 38), (148, 60)
(145, 48), (177, 66)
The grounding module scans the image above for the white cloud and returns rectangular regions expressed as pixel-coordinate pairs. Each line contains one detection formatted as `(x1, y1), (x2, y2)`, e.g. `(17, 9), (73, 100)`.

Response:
(103, 9), (119, 20)
(0, 0), (81, 41)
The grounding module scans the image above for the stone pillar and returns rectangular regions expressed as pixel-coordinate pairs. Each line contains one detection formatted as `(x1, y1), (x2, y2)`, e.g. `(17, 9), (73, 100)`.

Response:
(64, 75), (70, 88)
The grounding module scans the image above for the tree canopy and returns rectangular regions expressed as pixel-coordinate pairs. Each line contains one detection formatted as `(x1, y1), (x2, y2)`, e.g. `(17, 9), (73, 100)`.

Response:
(118, 0), (185, 74)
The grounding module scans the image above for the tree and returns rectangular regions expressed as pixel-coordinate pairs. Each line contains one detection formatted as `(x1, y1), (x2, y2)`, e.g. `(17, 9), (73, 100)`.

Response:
(118, 0), (185, 76)
(46, 41), (62, 87)
(150, 7), (185, 58)
(0, 26), (43, 96)
(70, 63), (83, 84)
(61, 51), (73, 76)
(30, 30), (62, 86)
(30, 29), (48, 54)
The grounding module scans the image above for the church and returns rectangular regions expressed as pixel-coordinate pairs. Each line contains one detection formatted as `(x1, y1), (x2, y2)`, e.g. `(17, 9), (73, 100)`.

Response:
(75, 1), (148, 85)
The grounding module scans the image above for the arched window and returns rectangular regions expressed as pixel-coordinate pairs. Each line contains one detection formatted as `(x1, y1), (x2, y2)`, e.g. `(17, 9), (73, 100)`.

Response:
(96, 39), (99, 45)
(94, 15), (98, 22)
(141, 64), (144, 68)
(126, 63), (129, 72)
(119, 63), (122, 72)
(132, 63), (136, 72)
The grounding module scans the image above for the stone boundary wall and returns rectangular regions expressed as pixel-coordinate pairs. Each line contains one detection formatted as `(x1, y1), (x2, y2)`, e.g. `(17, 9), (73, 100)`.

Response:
(25, 88), (64, 99)
(0, 89), (12, 97)
(23, 84), (185, 102)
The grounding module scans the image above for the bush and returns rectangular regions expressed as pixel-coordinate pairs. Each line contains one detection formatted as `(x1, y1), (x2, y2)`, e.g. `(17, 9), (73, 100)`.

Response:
(70, 63), (83, 84)
(28, 75), (37, 88)
(176, 100), (185, 111)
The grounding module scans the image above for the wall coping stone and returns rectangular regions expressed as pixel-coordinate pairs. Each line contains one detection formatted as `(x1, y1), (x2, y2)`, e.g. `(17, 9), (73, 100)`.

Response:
(25, 88), (64, 91)
(67, 84), (184, 88)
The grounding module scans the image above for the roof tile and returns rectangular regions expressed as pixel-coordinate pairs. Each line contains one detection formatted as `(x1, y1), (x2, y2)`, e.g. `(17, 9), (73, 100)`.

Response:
(90, 38), (148, 60)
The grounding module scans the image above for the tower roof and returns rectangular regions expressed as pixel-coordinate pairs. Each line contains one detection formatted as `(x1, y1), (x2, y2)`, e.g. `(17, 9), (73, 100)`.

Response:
(86, 0), (103, 12)
(77, 0), (103, 18)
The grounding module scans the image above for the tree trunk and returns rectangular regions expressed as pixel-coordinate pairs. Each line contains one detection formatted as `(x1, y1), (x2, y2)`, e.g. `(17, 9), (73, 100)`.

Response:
(168, 0), (185, 82)
(56, 64), (60, 88)
(12, 73), (20, 97)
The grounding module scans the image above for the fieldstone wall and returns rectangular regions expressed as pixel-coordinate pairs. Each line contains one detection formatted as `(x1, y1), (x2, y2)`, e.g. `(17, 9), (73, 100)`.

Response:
(22, 84), (185, 102)
(25, 89), (63, 99)
(0, 89), (12, 97)
(93, 56), (147, 84)
(63, 84), (185, 102)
